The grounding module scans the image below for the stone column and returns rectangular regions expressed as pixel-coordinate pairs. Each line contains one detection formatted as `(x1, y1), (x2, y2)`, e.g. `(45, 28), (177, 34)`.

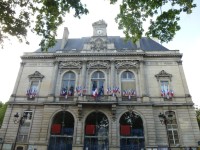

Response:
(177, 61), (191, 101)
(75, 119), (83, 144)
(73, 118), (84, 150)
(138, 61), (149, 102)
(10, 62), (25, 101)
(139, 61), (146, 96)
(110, 120), (119, 150)
(48, 61), (59, 101)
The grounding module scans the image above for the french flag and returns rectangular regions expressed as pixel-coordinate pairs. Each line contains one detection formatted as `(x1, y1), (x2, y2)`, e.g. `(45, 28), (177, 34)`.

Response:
(92, 88), (98, 98)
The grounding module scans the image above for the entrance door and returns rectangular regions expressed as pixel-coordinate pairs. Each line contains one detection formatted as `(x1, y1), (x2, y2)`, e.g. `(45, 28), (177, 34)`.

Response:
(84, 112), (109, 150)
(120, 111), (145, 150)
(48, 111), (74, 150)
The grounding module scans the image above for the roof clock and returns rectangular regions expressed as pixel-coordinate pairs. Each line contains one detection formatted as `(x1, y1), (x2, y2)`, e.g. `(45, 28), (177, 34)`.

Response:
(92, 20), (107, 37)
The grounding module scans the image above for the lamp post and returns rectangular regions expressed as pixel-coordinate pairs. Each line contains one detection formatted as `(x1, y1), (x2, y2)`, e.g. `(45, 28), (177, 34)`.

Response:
(12, 112), (27, 150)
(158, 112), (172, 150)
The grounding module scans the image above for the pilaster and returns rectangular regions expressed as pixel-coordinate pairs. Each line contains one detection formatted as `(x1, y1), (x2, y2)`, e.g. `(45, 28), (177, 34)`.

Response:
(48, 61), (59, 101)
(110, 61), (115, 88)
(177, 61), (191, 102)
(10, 62), (25, 101)
(81, 61), (87, 87)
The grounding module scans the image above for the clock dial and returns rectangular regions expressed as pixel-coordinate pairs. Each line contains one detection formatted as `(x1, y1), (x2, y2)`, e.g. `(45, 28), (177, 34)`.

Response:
(97, 29), (102, 35)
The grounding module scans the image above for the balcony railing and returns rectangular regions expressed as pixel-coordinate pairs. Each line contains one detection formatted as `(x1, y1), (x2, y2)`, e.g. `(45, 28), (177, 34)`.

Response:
(121, 96), (137, 101)
(58, 95), (141, 104)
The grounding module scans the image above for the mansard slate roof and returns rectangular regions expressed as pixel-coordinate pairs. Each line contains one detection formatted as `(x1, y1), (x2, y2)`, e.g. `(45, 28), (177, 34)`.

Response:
(36, 36), (169, 52)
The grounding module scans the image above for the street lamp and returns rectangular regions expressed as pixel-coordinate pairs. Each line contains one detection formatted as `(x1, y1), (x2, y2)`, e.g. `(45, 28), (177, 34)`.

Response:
(158, 112), (173, 150)
(13, 112), (27, 150)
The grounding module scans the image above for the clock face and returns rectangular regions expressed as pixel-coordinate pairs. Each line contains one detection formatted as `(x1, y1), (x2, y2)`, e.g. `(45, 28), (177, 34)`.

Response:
(97, 29), (102, 35)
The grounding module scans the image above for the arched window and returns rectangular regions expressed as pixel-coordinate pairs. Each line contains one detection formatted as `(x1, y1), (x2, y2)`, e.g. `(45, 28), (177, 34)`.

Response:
(48, 111), (74, 150)
(119, 111), (145, 149)
(165, 111), (179, 145)
(121, 71), (136, 96)
(91, 71), (105, 96)
(84, 112), (109, 150)
(61, 72), (76, 96)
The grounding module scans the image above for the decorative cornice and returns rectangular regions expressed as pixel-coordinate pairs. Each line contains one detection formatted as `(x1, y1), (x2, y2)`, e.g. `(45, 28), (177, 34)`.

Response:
(115, 60), (139, 69)
(59, 61), (82, 69)
(28, 71), (44, 81)
(21, 51), (182, 59)
(87, 60), (110, 69)
(155, 70), (172, 81)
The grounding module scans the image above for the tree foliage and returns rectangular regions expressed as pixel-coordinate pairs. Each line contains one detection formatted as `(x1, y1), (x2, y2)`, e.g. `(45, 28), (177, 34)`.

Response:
(0, 102), (8, 128)
(0, 0), (88, 51)
(196, 108), (200, 128)
(0, 0), (196, 51)
(111, 0), (196, 43)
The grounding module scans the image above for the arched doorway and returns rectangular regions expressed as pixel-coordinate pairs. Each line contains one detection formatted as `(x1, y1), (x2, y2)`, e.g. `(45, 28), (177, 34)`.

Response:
(48, 111), (74, 150)
(84, 112), (109, 150)
(119, 111), (145, 150)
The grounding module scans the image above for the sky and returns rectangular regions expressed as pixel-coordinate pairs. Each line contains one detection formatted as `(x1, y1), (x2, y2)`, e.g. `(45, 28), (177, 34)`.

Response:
(0, 0), (200, 106)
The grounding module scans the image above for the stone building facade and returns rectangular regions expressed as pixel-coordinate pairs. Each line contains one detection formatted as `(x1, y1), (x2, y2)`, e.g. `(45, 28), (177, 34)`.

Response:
(0, 20), (199, 150)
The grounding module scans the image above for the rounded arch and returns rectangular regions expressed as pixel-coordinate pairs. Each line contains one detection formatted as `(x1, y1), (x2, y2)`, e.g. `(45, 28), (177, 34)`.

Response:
(84, 111), (109, 150)
(119, 110), (145, 150)
(89, 70), (107, 80)
(83, 110), (111, 126)
(48, 110), (75, 150)
(118, 70), (137, 80)
(119, 70), (137, 97)
(89, 70), (107, 96)
(60, 71), (77, 96)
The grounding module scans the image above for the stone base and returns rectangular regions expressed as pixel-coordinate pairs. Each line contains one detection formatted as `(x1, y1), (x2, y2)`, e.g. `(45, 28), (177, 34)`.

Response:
(72, 144), (84, 150)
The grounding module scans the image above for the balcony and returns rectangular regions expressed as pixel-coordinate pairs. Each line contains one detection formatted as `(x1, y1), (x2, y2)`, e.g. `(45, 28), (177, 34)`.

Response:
(121, 96), (137, 101)
(77, 95), (117, 105)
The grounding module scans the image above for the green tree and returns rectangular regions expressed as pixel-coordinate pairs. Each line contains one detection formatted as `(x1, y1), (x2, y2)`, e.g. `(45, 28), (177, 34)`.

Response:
(0, 102), (8, 128)
(0, 0), (196, 51)
(112, 0), (196, 43)
(196, 108), (200, 128)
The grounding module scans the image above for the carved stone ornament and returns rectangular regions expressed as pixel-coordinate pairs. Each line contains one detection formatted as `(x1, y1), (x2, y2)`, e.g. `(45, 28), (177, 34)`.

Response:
(92, 19), (107, 26)
(87, 60), (110, 69)
(91, 38), (107, 51)
(127, 105), (134, 113)
(155, 70), (172, 81)
(59, 61), (82, 69)
(28, 71), (44, 81)
(115, 60), (139, 69)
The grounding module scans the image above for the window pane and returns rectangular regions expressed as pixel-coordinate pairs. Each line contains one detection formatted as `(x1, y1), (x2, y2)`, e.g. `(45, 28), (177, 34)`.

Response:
(92, 72), (98, 78)
(2, 144), (12, 150)
(175, 140), (179, 144)
(98, 72), (104, 78)
(161, 81), (169, 91)
(62, 72), (76, 96)
(30, 81), (39, 90)
(128, 72), (133, 78)
(92, 71), (104, 79)
(63, 72), (75, 79)
(70, 72), (75, 79)
(121, 71), (134, 80)
(92, 81), (97, 90)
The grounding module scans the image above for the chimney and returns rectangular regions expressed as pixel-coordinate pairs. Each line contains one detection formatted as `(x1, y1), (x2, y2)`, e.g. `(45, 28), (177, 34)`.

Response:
(60, 27), (69, 49)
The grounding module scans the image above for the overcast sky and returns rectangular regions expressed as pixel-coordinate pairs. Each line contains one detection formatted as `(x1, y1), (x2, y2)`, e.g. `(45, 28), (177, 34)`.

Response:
(0, 0), (200, 106)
